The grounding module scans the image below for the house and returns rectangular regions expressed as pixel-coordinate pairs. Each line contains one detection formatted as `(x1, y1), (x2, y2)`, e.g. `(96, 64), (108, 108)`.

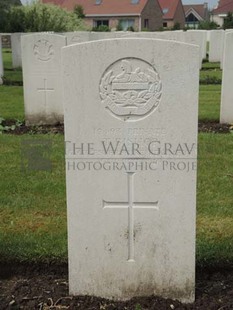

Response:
(183, 3), (209, 28)
(158, 0), (185, 29)
(211, 0), (233, 27)
(42, 0), (163, 31)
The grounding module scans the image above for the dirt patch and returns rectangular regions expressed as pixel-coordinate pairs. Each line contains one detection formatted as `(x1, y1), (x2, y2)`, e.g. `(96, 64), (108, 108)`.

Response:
(2, 120), (233, 135)
(198, 121), (233, 134)
(0, 263), (233, 309)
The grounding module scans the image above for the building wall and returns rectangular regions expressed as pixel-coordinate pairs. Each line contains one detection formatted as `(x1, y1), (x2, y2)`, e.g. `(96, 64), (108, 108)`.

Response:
(163, 20), (175, 28)
(84, 16), (140, 31)
(141, 0), (163, 31)
(173, 0), (185, 28)
(211, 14), (225, 27)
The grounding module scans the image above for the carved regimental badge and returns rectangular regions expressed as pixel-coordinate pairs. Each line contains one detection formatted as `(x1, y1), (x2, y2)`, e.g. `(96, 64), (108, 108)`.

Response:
(33, 39), (54, 61)
(100, 58), (162, 121)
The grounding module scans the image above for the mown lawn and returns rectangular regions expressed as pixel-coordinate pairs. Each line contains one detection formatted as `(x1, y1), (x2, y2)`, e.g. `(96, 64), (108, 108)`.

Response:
(2, 49), (23, 82)
(0, 50), (232, 268)
(0, 134), (232, 266)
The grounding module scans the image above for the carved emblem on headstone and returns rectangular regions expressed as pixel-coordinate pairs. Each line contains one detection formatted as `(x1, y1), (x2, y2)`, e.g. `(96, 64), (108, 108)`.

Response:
(100, 58), (162, 121)
(33, 39), (54, 61)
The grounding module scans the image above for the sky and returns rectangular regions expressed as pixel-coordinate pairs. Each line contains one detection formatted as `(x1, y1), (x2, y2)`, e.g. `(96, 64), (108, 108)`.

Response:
(182, 0), (219, 9)
(20, 0), (219, 9)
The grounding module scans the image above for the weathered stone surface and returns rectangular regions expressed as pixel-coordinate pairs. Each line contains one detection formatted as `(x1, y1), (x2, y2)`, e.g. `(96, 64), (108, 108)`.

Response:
(209, 30), (225, 63)
(185, 30), (207, 68)
(22, 33), (66, 125)
(65, 32), (90, 45)
(62, 38), (199, 303)
(220, 32), (233, 124)
(0, 35), (3, 84)
(12, 33), (23, 68)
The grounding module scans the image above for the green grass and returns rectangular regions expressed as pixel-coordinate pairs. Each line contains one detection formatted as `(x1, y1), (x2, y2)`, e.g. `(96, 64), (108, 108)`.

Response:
(0, 134), (67, 263)
(0, 49), (232, 267)
(200, 69), (222, 81)
(0, 83), (222, 123)
(0, 133), (233, 267)
(2, 48), (23, 83)
(199, 85), (221, 121)
(197, 133), (233, 267)
(202, 61), (220, 69)
(0, 86), (24, 120)
(0, 48), (223, 123)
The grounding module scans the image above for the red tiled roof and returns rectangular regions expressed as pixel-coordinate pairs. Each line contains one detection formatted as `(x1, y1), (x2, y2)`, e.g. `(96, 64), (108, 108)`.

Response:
(42, 0), (149, 15)
(212, 0), (233, 14)
(158, 0), (180, 19)
(183, 4), (206, 20)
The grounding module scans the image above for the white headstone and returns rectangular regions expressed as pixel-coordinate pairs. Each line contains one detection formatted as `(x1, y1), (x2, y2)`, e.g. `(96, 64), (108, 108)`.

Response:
(209, 30), (225, 63)
(220, 32), (233, 124)
(89, 32), (116, 41)
(65, 31), (90, 45)
(185, 30), (206, 68)
(22, 34), (67, 125)
(0, 36), (3, 84)
(62, 38), (199, 303)
(160, 31), (185, 43)
(11, 33), (23, 68)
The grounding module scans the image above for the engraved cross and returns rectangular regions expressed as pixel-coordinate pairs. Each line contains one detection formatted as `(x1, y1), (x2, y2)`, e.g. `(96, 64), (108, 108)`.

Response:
(37, 78), (54, 111)
(103, 172), (159, 262)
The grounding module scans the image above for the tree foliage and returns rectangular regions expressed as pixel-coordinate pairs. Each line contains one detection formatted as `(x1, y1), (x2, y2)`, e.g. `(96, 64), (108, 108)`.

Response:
(73, 5), (85, 19)
(223, 12), (233, 29)
(198, 20), (218, 30)
(0, 0), (22, 32)
(3, 2), (86, 32)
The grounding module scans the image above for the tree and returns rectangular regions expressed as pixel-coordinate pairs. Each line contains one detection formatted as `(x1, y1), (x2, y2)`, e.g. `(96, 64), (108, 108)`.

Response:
(5, 2), (87, 32)
(74, 5), (85, 19)
(223, 12), (233, 29)
(0, 0), (22, 32)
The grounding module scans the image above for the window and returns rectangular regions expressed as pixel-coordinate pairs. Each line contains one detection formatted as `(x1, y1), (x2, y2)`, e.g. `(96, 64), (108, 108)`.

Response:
(94, 20), (109, 27)
(131, 0), (139, 3)
(95, 0), (102, 4)
(162, 8), (169, 14)
(119, 19), (135, 31)
(144, 19), (149, 29)
(186, 13), (199, 23)
(163, 22), (167, 28)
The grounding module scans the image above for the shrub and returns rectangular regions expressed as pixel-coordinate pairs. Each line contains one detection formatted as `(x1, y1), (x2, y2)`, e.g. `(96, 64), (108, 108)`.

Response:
(73, 5), (85, 19)
(127, 26), (134, 32)
(198, 20), (219, 30)
(172, 22), (181, 30)
(223, 12), (233, 29)
(92, 25), (110, 32)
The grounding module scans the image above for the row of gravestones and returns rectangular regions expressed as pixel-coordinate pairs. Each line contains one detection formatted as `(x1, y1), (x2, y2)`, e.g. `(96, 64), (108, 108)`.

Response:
(3, 29), (233, 70)
(9, 31), (231, 125)
(0, 31), (230, 303)
(1, 29), (232, 83)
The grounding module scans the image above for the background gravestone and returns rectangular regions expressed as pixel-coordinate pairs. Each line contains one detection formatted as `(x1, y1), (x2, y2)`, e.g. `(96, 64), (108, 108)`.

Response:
(220, 32), (233, 124)
(209, 30), (225, 63)
(0, 35), (3, 84)
(22, 34), (67, 125)
(65, 32), (90, 45)
(11, 33), (23, 68)
(62, 38), (199, 303)
(185, 30), (206, 68)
